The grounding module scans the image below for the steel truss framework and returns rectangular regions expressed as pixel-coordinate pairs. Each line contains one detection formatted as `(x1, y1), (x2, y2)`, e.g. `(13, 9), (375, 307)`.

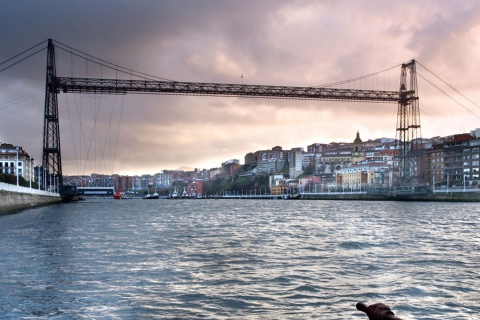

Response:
(395, 60), (422, 185)
(42, 39), (62, 191)
(42, 39), (421, 193)
(55, 77), (400, 103)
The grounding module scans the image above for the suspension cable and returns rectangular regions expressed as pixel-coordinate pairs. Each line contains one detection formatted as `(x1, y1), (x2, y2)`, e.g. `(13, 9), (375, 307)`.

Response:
(0, 88), (44, 111)
(417, 60), (480, 111)
(0, 39), (47, 66)
(0, 46), (47, 73)
(53, 39), (175, 82)
(417, 72), (480, 120)
(313, 64), (402, 88)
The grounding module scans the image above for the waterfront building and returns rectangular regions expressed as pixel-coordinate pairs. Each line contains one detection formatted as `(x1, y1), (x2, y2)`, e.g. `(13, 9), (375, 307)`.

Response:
(269, 174), (288, 195)
(425, 134), (479, 189)
(115, 175), (133, 192)
(0, 143), (35, 183)
(62, 175), (89, 187)
(187, 179), (203, 197)
(339, 162), (392, 189)
(89, 173), (114, 187)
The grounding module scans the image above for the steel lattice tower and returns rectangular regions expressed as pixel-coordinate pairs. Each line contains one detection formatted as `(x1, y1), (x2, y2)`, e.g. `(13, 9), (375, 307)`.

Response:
(394, 60), (422, 185)
(42, 39), (63, 191)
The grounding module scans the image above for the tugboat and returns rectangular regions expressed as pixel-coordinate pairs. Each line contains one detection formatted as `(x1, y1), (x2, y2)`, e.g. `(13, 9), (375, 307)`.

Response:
(144, 188), (159, 199)
(151, 189), (160, 199)
(170, 188), (179, 199)
(181, 187), (189, 199)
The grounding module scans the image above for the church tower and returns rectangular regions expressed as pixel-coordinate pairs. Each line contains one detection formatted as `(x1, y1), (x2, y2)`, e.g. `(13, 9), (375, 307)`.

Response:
(352, 131), (365, 164)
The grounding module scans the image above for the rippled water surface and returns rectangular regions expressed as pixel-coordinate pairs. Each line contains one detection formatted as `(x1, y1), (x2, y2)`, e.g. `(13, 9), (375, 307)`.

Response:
(0, 199), (479, 319)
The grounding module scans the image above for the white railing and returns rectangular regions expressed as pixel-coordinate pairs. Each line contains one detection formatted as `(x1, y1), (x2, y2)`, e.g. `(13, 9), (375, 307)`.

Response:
(433, 188), (480, 193)
(0, 182), (61, 197)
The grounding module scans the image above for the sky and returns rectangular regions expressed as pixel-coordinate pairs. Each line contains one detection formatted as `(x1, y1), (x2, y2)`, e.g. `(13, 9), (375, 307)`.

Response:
(1, 0), (480, 176)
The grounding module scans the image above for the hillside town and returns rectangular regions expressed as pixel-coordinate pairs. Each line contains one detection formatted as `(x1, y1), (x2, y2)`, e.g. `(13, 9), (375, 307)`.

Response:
(2, 127), (480, 197)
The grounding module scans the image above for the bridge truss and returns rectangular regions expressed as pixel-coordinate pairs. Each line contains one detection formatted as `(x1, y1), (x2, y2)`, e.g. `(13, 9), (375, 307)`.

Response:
(42, 39), (421, 193)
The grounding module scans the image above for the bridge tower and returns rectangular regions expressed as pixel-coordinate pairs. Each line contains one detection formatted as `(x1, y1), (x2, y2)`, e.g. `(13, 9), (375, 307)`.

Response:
(394, 60), (423, 185)
(42, 39), (63, 191)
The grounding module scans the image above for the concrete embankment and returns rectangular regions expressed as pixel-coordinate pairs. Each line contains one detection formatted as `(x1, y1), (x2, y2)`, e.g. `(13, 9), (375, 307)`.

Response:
(300, 191), (480, 201)
(0, 182), (62, 215)
(300, 193), (385, 201)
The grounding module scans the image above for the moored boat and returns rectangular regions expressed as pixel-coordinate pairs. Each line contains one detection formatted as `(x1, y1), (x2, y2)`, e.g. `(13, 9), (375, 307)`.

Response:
(114, 189), (122, 200)
(170, 188), (179, 199)
(144, 189), (160, 199)
(151, 189), (160, 199)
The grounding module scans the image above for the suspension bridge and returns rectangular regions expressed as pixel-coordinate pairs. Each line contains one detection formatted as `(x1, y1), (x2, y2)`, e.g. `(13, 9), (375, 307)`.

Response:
(3, 39), (436, 198)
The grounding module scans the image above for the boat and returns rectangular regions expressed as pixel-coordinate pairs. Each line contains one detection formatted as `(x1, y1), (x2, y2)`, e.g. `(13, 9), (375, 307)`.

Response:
(114, 189), (122, 200)
(143, 190), (152, 199)
(144, 188), (159, 199)
(151, 189), (160, 199)
(181, 187), (189, 198)
(170, 188), (179, 199)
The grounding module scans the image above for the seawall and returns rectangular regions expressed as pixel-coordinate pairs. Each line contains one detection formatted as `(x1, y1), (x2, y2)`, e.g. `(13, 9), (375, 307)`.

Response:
(300, 191), (480, 201)
(0, 182), (62, 215)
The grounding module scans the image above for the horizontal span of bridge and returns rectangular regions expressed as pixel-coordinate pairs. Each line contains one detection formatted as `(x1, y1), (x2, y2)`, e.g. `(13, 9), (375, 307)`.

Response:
(55, 77), (400, 103)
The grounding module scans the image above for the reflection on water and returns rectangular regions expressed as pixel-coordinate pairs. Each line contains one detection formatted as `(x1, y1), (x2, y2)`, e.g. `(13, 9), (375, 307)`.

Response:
(0, 199), (479, 319)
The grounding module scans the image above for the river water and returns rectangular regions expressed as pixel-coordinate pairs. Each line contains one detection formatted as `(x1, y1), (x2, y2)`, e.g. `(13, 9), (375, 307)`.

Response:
(0, 199), (478, 319)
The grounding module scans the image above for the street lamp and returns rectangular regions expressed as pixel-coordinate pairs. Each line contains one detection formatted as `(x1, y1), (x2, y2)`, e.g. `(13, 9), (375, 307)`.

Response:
(30, 158), (33, 189)
(447, 173), (449, 192)
(16, 146), (19, 186)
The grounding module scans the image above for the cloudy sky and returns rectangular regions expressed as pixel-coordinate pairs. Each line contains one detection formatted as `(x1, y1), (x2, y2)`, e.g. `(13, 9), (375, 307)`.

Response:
(1, 0), (480, 175)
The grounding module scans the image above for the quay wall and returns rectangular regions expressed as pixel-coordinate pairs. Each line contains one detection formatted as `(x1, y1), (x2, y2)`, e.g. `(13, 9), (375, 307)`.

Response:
(0, 182), (62, 215)
(429, 191), (480, 202)
(300, 191), (480, 202)
(300, 193), (384, 201)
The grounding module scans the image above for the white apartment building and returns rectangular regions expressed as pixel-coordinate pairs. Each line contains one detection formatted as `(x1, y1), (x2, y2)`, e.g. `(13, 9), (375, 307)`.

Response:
(0, 143), (35, 182)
